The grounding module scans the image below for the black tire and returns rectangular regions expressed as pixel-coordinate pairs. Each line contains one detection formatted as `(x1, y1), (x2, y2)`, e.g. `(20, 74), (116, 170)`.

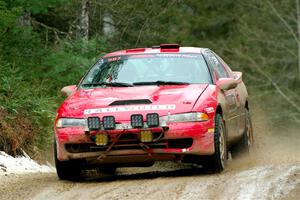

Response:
(54, 142), (82, 181)
(231, 109), (253, 158)
(205, 113), (227, 172)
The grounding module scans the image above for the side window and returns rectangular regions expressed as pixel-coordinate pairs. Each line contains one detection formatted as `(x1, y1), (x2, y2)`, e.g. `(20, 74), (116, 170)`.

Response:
(215, 54), (234, 78)
(203, 50), (229, 79)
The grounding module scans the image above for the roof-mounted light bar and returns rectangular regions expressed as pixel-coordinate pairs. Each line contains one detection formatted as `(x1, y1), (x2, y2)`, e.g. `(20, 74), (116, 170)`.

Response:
(159, 44), (180, 49)
(159, 44), (180, 52)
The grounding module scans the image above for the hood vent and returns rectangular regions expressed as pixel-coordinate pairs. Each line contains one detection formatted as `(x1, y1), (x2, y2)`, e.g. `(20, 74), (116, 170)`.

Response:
(109, 99), (152, 106)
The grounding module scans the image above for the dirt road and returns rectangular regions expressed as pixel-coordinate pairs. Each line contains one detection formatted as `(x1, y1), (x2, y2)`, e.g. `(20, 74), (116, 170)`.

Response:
(0, 159), (299, 200)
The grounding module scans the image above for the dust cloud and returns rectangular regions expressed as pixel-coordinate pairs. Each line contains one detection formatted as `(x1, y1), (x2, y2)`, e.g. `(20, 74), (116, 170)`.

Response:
(250, 105), (299, 165)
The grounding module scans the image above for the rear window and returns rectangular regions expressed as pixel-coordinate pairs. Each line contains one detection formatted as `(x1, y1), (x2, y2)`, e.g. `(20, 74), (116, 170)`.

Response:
(81, 53), (211, 86)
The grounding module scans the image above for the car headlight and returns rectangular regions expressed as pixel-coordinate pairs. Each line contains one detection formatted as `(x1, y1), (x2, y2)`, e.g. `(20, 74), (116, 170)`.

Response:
(56, 118), (87, 128)
(160, 112), (208, 123)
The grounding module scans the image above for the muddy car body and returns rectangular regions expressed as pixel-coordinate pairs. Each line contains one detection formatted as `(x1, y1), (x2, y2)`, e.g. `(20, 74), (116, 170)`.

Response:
(54, 44), (253, 180)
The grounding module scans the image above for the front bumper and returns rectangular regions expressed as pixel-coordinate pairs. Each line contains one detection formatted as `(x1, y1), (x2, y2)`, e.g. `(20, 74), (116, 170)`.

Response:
(55, 121), (215, 163)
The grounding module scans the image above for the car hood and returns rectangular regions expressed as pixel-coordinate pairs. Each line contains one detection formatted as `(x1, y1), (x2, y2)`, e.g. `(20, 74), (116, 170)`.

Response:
(59, 84), (208, 120)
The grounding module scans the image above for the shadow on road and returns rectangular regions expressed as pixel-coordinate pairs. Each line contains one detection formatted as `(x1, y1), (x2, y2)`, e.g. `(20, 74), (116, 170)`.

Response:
(79, 166), (214, 183)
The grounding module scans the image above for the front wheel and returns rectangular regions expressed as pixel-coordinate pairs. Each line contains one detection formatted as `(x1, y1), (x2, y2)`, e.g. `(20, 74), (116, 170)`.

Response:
(205, 113), (227, 172)
(54, 142), (82, 181)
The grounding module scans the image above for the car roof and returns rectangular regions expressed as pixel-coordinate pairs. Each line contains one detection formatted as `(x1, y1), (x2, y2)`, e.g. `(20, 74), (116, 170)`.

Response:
(103, 45), (205, 58)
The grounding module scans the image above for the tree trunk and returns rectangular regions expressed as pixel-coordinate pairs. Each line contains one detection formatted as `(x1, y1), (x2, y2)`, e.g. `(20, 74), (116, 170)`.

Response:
(103, 12), (115, 37)
(296, 0), (300, 79)
(80, 0), (90, 40)
(19, 11), (31, 26)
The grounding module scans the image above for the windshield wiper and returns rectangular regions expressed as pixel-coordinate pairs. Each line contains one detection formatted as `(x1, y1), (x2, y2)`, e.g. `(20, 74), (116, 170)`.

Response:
(81, 82), (133, 87)
(133, 80), (190, 86)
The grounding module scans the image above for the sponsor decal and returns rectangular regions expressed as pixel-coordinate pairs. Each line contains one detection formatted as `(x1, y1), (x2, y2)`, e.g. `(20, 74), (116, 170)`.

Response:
(205, 107), (215, 113)
(107, 56), (121, 62)
(84, 104), (176, 115)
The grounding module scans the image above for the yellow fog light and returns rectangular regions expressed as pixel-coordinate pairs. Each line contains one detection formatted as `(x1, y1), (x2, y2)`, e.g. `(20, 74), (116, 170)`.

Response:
(95, 134), (108, 146)
(140, 130), (153, 142)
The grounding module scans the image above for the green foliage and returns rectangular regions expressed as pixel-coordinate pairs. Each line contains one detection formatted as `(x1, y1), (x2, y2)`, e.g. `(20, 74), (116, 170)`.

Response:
(41, 37), (108, 93)
(5, 0), (63, 14)
(0, 1), (20, 28)
(0, 58), (55, 153)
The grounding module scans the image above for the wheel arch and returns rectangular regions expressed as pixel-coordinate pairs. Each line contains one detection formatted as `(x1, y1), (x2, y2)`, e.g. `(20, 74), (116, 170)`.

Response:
(245, 100), (249, 110)
(216, 104), (223, 116)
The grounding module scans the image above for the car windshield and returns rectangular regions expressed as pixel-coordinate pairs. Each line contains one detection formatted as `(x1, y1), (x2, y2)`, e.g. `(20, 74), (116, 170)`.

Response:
(80, 53), (211, 88)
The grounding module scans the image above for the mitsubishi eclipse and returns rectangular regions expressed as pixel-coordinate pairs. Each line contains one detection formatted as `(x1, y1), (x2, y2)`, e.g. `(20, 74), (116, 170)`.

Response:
(54, 44), (253, 180)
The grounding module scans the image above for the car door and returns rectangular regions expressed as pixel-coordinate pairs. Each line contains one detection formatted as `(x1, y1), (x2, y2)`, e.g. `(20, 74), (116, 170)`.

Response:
(203, 50), (240, 140)
(215, 54), (246, 138)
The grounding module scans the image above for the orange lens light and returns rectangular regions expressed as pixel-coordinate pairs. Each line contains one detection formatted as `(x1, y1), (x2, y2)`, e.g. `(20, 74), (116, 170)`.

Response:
(197, 113), (209, 121)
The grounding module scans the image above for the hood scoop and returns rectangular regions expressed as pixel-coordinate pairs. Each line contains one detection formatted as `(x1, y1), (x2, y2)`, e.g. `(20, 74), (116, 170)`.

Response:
(109, 99), (152, 106)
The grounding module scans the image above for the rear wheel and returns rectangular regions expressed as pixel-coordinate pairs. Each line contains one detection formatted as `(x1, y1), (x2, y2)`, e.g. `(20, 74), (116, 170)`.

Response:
(54, 142), (82, 181)
(205, 113), (227, 172)
(231, 109), (253, 158)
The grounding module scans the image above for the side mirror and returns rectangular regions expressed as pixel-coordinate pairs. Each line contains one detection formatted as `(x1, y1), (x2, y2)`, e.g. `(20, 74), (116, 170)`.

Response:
(217, 78), (238, 91)
(61, 85), (77, 97)
(233, 71), (242, 81)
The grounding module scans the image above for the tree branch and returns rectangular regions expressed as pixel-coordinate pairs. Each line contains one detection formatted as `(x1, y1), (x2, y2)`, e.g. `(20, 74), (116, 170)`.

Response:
(235, 50), (300, 113)
(31, 19), (68, 36)
(266, 0), (299, 44)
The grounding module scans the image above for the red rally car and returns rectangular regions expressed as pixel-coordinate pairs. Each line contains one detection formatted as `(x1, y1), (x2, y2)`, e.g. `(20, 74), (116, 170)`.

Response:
(54, 44), (253, 180)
